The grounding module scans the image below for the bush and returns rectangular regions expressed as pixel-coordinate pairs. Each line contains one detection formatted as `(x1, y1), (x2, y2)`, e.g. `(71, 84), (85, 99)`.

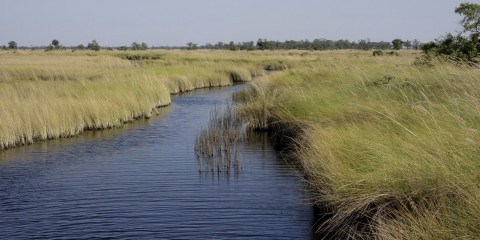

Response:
(386, 51), (399, 56)
(422, 33), (479, 63)
(414, 53), (435, 67)
(45, 44), (55, 52)
(372, 50), (384, 56)
(421, 3), (480, 63)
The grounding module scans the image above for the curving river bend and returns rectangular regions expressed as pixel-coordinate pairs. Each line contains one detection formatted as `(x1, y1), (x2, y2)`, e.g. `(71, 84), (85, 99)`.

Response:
(0, 85), (313, 239)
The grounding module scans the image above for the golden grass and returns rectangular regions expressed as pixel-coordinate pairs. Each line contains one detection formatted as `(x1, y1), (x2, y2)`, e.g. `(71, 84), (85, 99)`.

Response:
(236, 50), (480, 239)
(0, 50), (274, 149)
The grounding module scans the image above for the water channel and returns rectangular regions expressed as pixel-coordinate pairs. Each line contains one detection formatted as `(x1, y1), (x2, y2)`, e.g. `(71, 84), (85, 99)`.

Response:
(0, 85), (313, 239)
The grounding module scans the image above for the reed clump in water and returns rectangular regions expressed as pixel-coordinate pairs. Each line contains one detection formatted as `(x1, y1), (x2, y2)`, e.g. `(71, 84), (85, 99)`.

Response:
(195, 104), (243, 175)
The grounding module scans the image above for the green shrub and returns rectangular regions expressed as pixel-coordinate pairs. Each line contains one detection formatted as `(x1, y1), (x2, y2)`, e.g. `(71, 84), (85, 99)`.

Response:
(373, 50), (384, 56)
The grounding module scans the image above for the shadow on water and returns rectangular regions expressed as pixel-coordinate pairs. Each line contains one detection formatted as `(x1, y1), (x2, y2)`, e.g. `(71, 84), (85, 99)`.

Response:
(0, 106), (171, 165)
(0, 85), (315, 239)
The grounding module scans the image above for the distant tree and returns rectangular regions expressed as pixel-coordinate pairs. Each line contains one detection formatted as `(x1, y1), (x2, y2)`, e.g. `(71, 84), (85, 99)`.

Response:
(240, 41), (256, 51)
(282, 40), (295, 49)
(455, 2), (480, 34)
(358, 39), (372, 50)
(2, 45), (7, 50)
(117, 46), (129, 51)
(335, 39), (352, 49)
(412, 39), (421, 50)
(204, 43), (214, 49)
(392, 39), (403, 50)
(311, 39), (321, 50)
(76, 44), (85, 50)
(190, 38), (427, 51)
(404, 40), (412, 49)
(130, 42), (148, 50)
(131, 42), (141, 50)
(376, 41), (392, 50)
(186, 42), (197, 50)
(257, 39), (266, 50)
(87, 40), (101, 51)
(52, 39), (60, 49)
(8, 41), (17, 50)
(215, 41), (225, 50)
(228, 41), (238, 51)
(46, 44), (55, 51)
(258, 39), (277, 50)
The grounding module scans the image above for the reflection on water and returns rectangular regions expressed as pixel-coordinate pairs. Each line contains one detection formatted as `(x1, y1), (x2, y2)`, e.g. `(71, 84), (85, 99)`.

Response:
(0, 85), (313, 239)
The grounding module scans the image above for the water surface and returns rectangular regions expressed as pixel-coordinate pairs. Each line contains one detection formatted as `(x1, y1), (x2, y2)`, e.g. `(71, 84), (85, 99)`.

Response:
(0, 85), (313, 239)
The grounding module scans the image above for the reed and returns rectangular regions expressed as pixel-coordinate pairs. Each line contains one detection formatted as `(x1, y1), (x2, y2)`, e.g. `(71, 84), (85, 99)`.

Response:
(195, 104), (243, 175)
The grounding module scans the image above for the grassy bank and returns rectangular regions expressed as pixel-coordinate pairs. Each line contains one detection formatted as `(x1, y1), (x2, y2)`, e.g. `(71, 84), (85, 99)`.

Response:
(237, 50), (480, 239)
(0, 50), (282, 150)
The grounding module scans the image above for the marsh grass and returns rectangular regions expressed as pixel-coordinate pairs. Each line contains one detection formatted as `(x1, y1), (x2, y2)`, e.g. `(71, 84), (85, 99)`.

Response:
(195, 104), (243, 175)
(237, 50), (480, 239)
(0, 50), (276, 150)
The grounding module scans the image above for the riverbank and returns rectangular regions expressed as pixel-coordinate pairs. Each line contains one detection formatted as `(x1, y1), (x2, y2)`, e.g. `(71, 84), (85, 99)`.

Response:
(236, 50), (480, 239)
(0, 50), (285, 150)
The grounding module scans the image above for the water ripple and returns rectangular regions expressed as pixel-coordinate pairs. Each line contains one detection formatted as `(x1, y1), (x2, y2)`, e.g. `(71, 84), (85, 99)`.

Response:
(0, 86), (312, 239)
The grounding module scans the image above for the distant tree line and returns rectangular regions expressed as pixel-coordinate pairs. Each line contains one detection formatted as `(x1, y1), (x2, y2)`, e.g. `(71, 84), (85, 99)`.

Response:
(2, 38), (421, 52)
(193, 38), (420, 51)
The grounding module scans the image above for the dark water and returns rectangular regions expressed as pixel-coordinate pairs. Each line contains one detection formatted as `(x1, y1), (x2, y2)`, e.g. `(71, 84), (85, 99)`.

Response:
(0, 85), (313, 239)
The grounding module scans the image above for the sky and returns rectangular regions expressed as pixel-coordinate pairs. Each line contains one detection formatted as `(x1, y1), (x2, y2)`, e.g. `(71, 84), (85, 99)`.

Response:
(0, 0), (472, 47)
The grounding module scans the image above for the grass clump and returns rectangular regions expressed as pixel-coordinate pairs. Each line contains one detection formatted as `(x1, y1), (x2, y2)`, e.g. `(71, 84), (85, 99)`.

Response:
(195, 105), (243, 175)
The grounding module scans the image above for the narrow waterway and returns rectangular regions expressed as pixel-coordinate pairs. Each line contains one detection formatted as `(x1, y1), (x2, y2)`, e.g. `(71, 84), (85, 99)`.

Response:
(0, 85), (313, 239)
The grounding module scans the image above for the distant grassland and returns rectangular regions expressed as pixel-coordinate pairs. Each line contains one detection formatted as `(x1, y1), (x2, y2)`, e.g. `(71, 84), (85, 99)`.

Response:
(0, 50), (289, 149)
(236, 50), (480, 239)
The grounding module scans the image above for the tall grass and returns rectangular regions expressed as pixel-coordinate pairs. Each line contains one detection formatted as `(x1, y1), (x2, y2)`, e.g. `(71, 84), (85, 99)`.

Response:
(0, 54), (169, 149)
(0, 50), (273, 150)
(237, 50), (480, 239)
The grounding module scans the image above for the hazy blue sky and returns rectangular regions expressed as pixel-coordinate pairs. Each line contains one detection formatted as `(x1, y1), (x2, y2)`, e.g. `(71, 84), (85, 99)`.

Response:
(0, 0), (469, 47)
